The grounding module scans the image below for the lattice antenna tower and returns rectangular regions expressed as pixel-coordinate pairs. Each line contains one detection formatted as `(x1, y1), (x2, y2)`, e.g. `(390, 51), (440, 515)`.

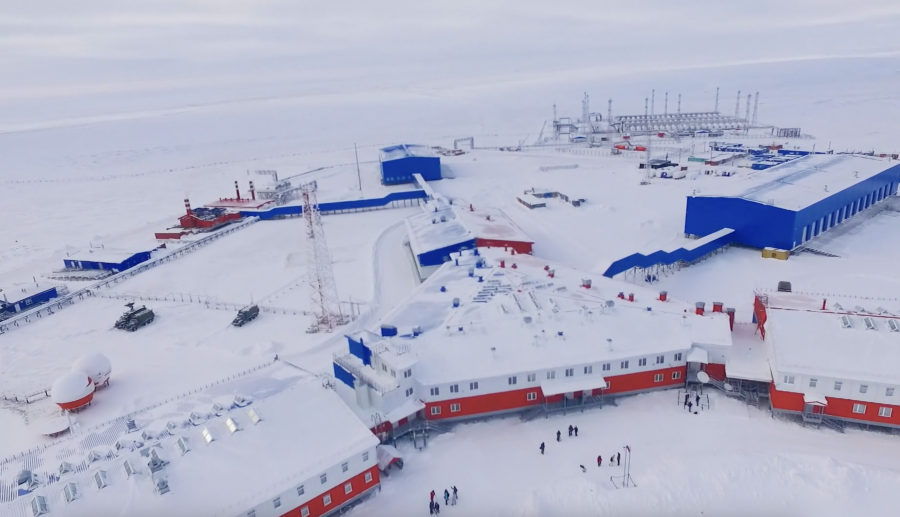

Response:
(300, 181), (346, 332)
(581, 93), (592, 134)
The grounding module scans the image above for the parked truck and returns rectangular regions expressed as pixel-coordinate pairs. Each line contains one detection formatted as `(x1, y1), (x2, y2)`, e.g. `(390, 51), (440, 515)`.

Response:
(114, 304), (155, 331)
(232, 305), (259, 327)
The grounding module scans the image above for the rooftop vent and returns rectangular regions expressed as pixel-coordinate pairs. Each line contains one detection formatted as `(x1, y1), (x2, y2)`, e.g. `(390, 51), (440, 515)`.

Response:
(832, 303), (843, 311)
(189, 412), (207, 426)
(225, 417), (240, 434)
(854, 305), (865, 313)
(122, 459), (137, 479)
(166, 421), (180, 432)
(211, 402), (228, 415)
(124, 417), (138, 433)
(30, 495), (49, 517)
(200, 427), (214, 445)
(233, 395), (252, 407)
(248, 408), (262, 425)
(141, 430), (156, 442)
(15, 470), (34, 488)
(777, 281), (792, 292)
(63, 482), (80, 504)
(93, 470), (109, 491)
(154, 478), (170, 496)
(876, 306), (889, 315)
(864, 317), (877, 331)
(147, 449), (167, 473)
(841, 315), (853, 329)
(176, 436), (190, 456)
(888, 319), (900, 333)
(86, 451), (103, 464)
(58, 462), (76, 476)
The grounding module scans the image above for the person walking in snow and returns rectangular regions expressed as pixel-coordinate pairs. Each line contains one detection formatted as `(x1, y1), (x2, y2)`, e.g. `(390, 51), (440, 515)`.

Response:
(610, 452), (616, 466)
(556, 430), (561, 442)
(540, 442), (545, 454)
(574, 426), (579, 437)
(684, 393), (689, 408)
(452, 486), (458, 499)
(617, 452), (621, 466)
(430, 501), (435, 515)
(687, 401), (693, 413)
(696, 393), (701, 407)
(597, 455), (602, 467)
(450, 490), (458, 506)
(580, 464), (586, 473)
(430, 490), (435, 502)
(568, 425), (573, 437)
(444, 489), (449, 506)
(434, 502), (440, 514)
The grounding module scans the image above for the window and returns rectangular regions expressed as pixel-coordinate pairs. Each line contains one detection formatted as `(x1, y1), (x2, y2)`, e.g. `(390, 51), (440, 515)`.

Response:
(834, 381), (843, 391)
(527, 373), (536, 382)
(365, 471), (373, 483)
(888, 388), (895, 397)
(450, 384), (459, 393)
(469, 381), (479, 390)
(860, 385), (869, 394)
(602, 363), (611, 371)
(406, 387), (414, 397)
(297, 485), (305, 496)
(546, 371), (556, 380)
(656, 355), (664, 364)
(345, 482), (353, 494)
(672, 371), (682, 380)
(430, 387), (440, 396)
(584, 366), (593, 375)
(391, 369), (396, 378)
(852, 403), (866, 414)
(342, 462), (349, 472)
(638, 358), (647, 367)
(323, 494), (332, 506)
(450, 403), (461, 413)
(363, 452), (369, 461)
(431, 406), (441, 415)
(527, 392), (537, 401)
(674, 353), (683, 362)
(783, 376), (795, 385)
(273, 497), (282, 509)
(320, 474), (327, 484)
(382, 364), (387, 372)
(654, 373), (663, 382)
(301, 507), (310, 517)
(565, 368), (574, 377)
(508, 376), (517, 385)
(621, 361), (629, 369)
(248, 511), (256, 517)
(404, 369), (412, 378)
(879, 407), (893, 418)
(809, 378), (817, 388)
(604, 381), (611, 389)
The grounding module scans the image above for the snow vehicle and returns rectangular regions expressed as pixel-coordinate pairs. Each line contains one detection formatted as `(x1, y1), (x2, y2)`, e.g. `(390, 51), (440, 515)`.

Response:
(115, 305), (155, 331)
(232, 305), (259, 327)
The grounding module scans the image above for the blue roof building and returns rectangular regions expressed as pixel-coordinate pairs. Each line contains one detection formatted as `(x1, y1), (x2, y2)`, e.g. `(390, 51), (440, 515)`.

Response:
(0, 283), (65, 316)
(685, 154), (900, 250)
(63, 250), (153, 273)
(379, 145), (441, 186)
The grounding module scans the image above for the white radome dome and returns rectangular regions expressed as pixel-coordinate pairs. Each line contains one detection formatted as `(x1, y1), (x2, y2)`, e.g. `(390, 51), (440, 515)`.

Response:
(72, 353), (112, 385)
(51, 371), (95, 405)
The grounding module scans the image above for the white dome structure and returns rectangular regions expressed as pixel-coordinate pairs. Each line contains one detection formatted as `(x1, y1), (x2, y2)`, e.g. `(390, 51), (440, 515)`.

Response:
(72, 353), (112, 385)
(51, 371), (95, 411)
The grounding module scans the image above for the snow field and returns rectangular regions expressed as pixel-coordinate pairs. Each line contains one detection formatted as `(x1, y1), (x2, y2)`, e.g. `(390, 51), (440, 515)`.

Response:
(361, 391), (900, 517)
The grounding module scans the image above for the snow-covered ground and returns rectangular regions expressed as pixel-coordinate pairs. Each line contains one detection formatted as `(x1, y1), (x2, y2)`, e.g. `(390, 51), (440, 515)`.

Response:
(2, 1), (900, 514)
(360, 390), (900, 516)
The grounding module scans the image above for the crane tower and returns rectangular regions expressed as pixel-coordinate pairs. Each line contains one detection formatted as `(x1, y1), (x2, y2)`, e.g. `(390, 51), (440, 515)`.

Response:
(300, 181), (347, 332)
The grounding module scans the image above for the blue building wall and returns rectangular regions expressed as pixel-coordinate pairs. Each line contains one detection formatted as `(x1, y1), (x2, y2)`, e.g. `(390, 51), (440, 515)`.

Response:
(347, 335), (372, 366)
(241, 190), (428, 220)
(333, 362), (355, 388)
(0, 287), (59, 313)
(417, 238), (477, 267)
(685, 163), (900, 250)
(602, 230), (734, 278)
(63, 251), (152, 272)
(381, 156), (441, 186)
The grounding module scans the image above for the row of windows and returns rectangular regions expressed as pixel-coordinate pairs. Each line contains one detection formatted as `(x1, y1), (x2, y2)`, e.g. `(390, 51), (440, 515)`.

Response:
(428, 371), (683, 414)
(852, 404), (893, 418)
(784, 376), (896, 397)
(429, 355), (685, 396)
(262, 468), (375, 516)
(801, 183), (894, 243)
(380, 364), (412, 379)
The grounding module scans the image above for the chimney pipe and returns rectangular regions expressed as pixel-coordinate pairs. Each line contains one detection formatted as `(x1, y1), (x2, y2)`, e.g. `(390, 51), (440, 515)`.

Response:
(726, 308), (735, 331)
(695, 302), (706, 316)
(659, 291), (668, 302)
(821, 298), (826, 310)
(628, 293), (634, 302)
(249, 181), (256, 200)
(712, 302), (724, 313)
(184, 198), (192, 217)
(235, 180), (241, 201)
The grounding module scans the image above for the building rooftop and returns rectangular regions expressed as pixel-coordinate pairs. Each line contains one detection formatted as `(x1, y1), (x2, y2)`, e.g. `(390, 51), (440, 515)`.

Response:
(454, 206), (533, 245)
(368, 248), (732, 385)
(66, 248), (151, 264)
(0, 363), (378, 517)
(735, 154), (893, 211)
(762, 290), (900, 386)
(379, 144), (437, 162)
(405, 208), (475, 258)
(204, 199), (273, 210)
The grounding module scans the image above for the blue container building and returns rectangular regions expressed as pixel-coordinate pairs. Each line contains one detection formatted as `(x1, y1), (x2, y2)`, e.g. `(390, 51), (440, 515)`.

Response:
(379, 145), (441, 186)
(63, 250), (153, 273)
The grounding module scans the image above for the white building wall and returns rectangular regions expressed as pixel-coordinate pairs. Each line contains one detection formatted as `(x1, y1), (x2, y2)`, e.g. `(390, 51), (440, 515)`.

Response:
(774, 368), (900, 406)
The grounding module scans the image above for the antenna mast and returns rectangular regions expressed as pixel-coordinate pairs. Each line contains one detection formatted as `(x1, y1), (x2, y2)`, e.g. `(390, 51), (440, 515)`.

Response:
(301, 181), (347, 332)
(714, 87), (720, 113)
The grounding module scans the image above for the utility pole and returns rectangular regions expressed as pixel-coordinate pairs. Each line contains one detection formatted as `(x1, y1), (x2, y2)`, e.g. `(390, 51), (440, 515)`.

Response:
(651, 89), (655, 115)
(677, 94), (682, 114)
(735, 90), (741, 119)
(354, 143), (362, 192)
(664, 92), (668, 115)
(714, 87), (720, 113)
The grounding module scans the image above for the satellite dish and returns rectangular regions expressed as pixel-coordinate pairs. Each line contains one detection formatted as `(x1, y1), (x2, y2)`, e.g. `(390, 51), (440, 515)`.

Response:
(723, 383), (733, 392)
(696, 371), (710, 384)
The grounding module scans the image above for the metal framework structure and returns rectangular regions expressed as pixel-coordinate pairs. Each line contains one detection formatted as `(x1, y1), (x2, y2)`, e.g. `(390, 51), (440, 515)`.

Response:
(610, 112), (747, 134)
(300, 181), (347, 332)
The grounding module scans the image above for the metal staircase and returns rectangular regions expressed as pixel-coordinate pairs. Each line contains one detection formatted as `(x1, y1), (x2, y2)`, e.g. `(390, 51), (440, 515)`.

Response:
(704, 376), (761, 407)
(521, 393), (614, 422)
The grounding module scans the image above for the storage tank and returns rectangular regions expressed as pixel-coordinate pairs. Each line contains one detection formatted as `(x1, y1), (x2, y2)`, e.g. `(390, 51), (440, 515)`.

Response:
(72, 353), (112, 385)
(51, 371), (95, 411)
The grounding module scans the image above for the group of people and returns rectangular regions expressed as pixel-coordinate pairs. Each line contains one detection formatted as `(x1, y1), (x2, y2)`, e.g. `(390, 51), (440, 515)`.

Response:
(683, 392), (701, 413)
(538, 424), (623, 472)
(429, 486), (458, 514)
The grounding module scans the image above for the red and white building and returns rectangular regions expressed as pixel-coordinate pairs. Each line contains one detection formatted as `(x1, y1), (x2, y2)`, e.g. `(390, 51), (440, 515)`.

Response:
(755, 290), (900, 430)
(333, 247), (733, 438)
(2, 365), (380, 517)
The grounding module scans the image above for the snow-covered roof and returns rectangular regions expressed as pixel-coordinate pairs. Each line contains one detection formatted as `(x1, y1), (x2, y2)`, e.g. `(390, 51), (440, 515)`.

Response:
(370, 248), (732, 385)
(541, 375), (608, 397)
(762, 291), (900, 386)
(454, 206), (533, 244)
(736, 154), (894, 211)
(405, 208), (475, 257)
(68, 248), (150, 263)
(50, 371), (94, 404)
(720, 323), (771, 383)
(803, 392), (828, 405)
(380, 144), (437, 162)
(1, 364), (378, 517)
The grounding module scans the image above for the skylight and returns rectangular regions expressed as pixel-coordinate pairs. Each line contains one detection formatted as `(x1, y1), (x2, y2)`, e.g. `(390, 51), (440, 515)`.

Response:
(248, 408), (262, 425)
(176, 436), (190, 456)
(122, 459), (136, 479)
(889, 319), (900, 333)
(225, 417), (240, 434)
(864, 317), (877, 330)
(94, 470), (109, 490)
(30, 495), (49, 517)
(63, 482), (80, 504)
(840, 315), (853, 329)
(201, 427), (214, 445)
(155, 478), (170, 496)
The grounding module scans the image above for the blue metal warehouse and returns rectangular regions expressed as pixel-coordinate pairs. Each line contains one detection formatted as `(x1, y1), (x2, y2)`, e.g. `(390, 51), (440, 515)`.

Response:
(63, 250), (153, 272)
(0, 284), (64, 315)
(685, 154), (900, 250)
(379, 144), (441, 185)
